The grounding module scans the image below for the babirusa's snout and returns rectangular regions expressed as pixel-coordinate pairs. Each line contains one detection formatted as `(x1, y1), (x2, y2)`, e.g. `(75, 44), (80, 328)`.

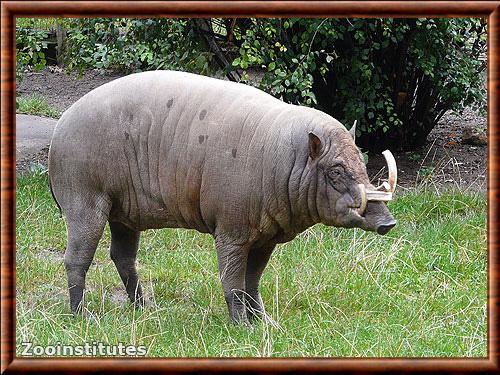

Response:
(376, 218), (397, 235)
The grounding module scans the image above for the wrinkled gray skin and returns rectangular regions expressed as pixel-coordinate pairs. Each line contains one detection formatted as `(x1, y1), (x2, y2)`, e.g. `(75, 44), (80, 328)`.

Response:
(49, 70), (396, 324)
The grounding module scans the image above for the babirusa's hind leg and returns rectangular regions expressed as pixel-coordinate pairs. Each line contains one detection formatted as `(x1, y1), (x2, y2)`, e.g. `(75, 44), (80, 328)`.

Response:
(109, 221), (144, 307)
(64, 199), (109, 314)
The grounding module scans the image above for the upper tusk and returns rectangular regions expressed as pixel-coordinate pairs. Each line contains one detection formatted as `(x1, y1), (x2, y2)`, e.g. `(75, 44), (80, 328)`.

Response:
(358, 184), (367, 215)
(361, 150), (397, 203)
(382, 150), (397, 193)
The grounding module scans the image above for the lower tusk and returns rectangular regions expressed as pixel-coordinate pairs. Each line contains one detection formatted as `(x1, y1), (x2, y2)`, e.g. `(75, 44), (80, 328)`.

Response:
(382, 150), (397, 193)
(358, 184), (367, 215)
(375, 181), (391, 192)
(365, 190), (393, 201)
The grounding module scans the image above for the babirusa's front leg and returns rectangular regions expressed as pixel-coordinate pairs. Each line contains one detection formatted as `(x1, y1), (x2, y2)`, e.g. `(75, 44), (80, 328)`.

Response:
(215, 239), (250, 325)
(245, 244), (275, 322)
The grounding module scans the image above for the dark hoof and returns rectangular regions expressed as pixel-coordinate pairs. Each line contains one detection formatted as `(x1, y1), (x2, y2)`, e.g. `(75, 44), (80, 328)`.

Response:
(131, 297), (146, 309)
(72, 307), (96, 322)
(230, 317), (251, 326)
(229, 310), (251, 326)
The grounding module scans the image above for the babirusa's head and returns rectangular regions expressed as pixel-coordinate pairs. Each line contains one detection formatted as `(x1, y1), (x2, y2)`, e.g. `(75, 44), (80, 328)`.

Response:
(307, 121), (397, 235)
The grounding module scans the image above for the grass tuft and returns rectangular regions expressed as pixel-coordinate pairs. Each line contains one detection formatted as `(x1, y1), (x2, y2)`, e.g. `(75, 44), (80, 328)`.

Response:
(16, 173), (487, 357)
(16, 94), (61, 119)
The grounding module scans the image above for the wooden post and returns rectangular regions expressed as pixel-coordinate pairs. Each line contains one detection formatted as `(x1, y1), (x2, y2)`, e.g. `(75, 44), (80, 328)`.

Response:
(55, 19), (65, 66)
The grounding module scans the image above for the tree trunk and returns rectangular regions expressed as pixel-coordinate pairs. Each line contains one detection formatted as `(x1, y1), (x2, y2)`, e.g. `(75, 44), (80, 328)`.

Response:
(191, 19), (241, 82)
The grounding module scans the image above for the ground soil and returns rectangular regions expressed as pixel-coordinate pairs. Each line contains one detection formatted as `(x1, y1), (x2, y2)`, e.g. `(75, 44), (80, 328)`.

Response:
(16, 68), (487, 192)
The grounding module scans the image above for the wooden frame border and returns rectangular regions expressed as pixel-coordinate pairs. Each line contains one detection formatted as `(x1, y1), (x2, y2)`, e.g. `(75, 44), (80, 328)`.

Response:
(1, 1), (499, 373)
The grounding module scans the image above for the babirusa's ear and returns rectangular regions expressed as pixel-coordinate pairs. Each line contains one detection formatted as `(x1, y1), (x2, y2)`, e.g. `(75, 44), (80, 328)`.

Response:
(349, 120), (357, 142)
(308, 132), (323, 160)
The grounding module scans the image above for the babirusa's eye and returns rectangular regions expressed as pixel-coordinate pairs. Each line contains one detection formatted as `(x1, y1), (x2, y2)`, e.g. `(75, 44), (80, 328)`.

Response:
(328, 166), (343, 180)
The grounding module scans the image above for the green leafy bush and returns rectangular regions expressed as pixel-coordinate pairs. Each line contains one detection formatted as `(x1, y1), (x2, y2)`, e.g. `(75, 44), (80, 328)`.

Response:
(64, 18), (213, 75)
(15, 17), (486, 152)
(16, 21), (49, 81)
(232, 18), (486, 151)
(16, 18), (66, 30)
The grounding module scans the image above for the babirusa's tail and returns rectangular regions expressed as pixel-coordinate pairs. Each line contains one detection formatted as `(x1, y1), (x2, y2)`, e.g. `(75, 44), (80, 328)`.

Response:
(48, 177), (62, 218)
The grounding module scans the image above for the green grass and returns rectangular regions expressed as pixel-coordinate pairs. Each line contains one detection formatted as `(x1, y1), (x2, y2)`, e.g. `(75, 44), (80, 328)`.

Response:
(16, 173), (487, 357)
(16, 94), (61, 119)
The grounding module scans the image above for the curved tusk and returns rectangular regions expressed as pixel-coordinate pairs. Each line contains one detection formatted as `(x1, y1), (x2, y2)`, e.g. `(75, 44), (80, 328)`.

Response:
(382, 150), (397, 193)
(361, 150), (397, 203)
(357, 184), (367, 215)
(349, 120), (357, 141)
(375, 181), (391, 192)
